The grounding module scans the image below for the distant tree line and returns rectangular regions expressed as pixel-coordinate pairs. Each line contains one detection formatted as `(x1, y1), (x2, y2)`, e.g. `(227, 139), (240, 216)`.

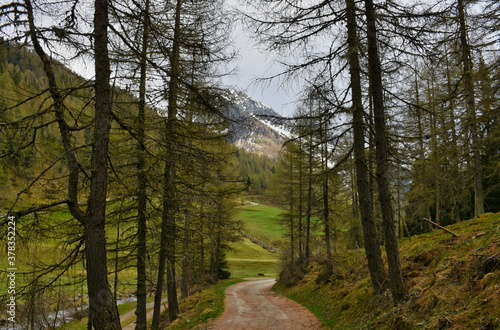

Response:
(236, 149), (277, 196)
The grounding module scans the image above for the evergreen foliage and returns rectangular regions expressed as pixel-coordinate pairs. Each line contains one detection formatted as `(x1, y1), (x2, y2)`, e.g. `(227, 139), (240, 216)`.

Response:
(235, 148), (277, 195)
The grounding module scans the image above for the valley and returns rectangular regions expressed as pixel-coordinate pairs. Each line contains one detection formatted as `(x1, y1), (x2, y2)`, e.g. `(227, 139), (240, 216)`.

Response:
(1, 0), (500, 327)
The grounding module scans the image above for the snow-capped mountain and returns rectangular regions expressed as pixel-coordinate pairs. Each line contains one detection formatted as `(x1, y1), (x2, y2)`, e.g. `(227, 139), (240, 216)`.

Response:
(225, 89), (291, 158)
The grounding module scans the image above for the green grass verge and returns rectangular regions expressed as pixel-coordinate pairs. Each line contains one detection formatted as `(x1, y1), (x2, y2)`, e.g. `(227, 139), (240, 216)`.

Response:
(168, 279), (244, 329)
(228, 259), (280, 279)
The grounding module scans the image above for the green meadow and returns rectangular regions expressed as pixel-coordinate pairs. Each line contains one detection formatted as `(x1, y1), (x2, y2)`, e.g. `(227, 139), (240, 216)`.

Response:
(234, 203), (286, 246)
(226, 203), (286, 279)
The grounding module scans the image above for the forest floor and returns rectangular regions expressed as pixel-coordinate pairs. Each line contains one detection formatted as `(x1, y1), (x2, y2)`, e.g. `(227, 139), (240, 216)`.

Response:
(274, 212), (500, 329)
(203, 278), (321, 330)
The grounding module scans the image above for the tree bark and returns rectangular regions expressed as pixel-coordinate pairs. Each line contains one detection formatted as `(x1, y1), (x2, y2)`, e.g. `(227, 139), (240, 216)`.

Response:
(152, 0), (182, 326)
(84, 0), (122, 326)
(458, 0), (484, 217)
(322, 140), (332, 261)
(289, 153), (295, 268)
(181, 205), (191, 298)
(135, 0), (150, 328)
(346, 0), (385, 294)
(298, 139), (303, 261)
(364, 0), (406, 304)
(305, 140), (313, 264)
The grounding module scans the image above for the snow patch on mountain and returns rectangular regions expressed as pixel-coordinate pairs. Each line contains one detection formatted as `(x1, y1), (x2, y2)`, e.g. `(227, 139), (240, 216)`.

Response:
(224, 89), (292, 158)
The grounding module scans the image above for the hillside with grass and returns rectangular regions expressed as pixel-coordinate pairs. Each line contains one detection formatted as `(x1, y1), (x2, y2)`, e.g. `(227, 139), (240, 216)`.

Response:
(224, 203), (286, 279)
(234, 203), (286, 246)
(274, 213), (500, 329)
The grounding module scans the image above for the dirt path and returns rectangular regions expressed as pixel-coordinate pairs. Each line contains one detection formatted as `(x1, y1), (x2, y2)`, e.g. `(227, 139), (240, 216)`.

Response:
(206, 278), (321, 329)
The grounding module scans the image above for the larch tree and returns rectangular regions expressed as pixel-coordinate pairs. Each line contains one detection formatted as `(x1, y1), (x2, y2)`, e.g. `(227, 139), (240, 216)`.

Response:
(345, 0), (385, 294)
(2, 0), (122, 327)
(84, 0), (123, 325)
(363, 0), (406, 303)
(457, 0), (484, 217)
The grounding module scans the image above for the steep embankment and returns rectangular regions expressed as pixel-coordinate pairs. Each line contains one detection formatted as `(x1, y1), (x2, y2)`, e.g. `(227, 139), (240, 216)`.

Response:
(274, 213), (500, 329)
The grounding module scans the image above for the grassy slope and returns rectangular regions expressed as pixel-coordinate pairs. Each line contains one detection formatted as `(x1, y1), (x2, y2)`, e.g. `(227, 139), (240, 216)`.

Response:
(234, 203), (286, 247)
(227, 237), (280, 278)
(224, 203), (285, 279)
(274, 212), (500, 329)
(168, 279), (244, 329)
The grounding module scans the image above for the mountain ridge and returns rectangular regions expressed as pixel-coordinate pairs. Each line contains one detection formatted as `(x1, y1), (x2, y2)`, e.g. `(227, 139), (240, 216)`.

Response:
(225, 89), (290, 159)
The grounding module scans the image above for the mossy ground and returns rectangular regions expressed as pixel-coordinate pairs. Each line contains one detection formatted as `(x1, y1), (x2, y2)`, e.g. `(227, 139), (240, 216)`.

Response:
(274, 213), (500, 329)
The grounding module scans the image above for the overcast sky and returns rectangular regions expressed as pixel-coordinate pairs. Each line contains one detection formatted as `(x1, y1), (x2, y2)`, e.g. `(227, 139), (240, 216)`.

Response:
(47, 0), (300, 117)
(223, 2), (300, 117)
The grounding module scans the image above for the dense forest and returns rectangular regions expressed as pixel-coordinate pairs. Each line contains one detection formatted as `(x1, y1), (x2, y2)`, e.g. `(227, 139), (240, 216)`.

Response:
(0, 0), (499, 329)
(249, 0), (500, 306)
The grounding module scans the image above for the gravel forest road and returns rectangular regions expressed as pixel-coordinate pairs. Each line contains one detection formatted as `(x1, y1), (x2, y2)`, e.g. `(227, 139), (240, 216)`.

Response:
(205, 278), (321, 330)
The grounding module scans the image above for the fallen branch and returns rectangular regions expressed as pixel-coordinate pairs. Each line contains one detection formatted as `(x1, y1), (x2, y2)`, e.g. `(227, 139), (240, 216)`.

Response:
(423, 218), (460, 237)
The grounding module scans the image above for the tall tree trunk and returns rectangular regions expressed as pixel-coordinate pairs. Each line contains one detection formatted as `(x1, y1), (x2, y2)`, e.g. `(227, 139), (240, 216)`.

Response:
(135, 0), (150, 328)
(364, 0), (406, 304)
(305, 142), (313, 264)
(151, 168), (169, 330)
(180, 53), (197, 299)
(346, 0), (385, 294)
(458, 0), (484, 217)
(214, 204), (222, 279)
(429, 100), (441, 225)
(114, 216), (120, 300)
(165, 0), (182, 321)
(200, 205), (206, 278)
(81, 0), (123, 326)
(444, 49), (461, 223)
(298, 140), (303, 261)
(415, 72), (433, 232)
(181, 206), (191, 298)
(151, 90), (179, 329)
(321, 135), (332, 261)
(152, 0), (182, 326)
(289, 156), (295, 268)
(368, 93), (376, 225)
